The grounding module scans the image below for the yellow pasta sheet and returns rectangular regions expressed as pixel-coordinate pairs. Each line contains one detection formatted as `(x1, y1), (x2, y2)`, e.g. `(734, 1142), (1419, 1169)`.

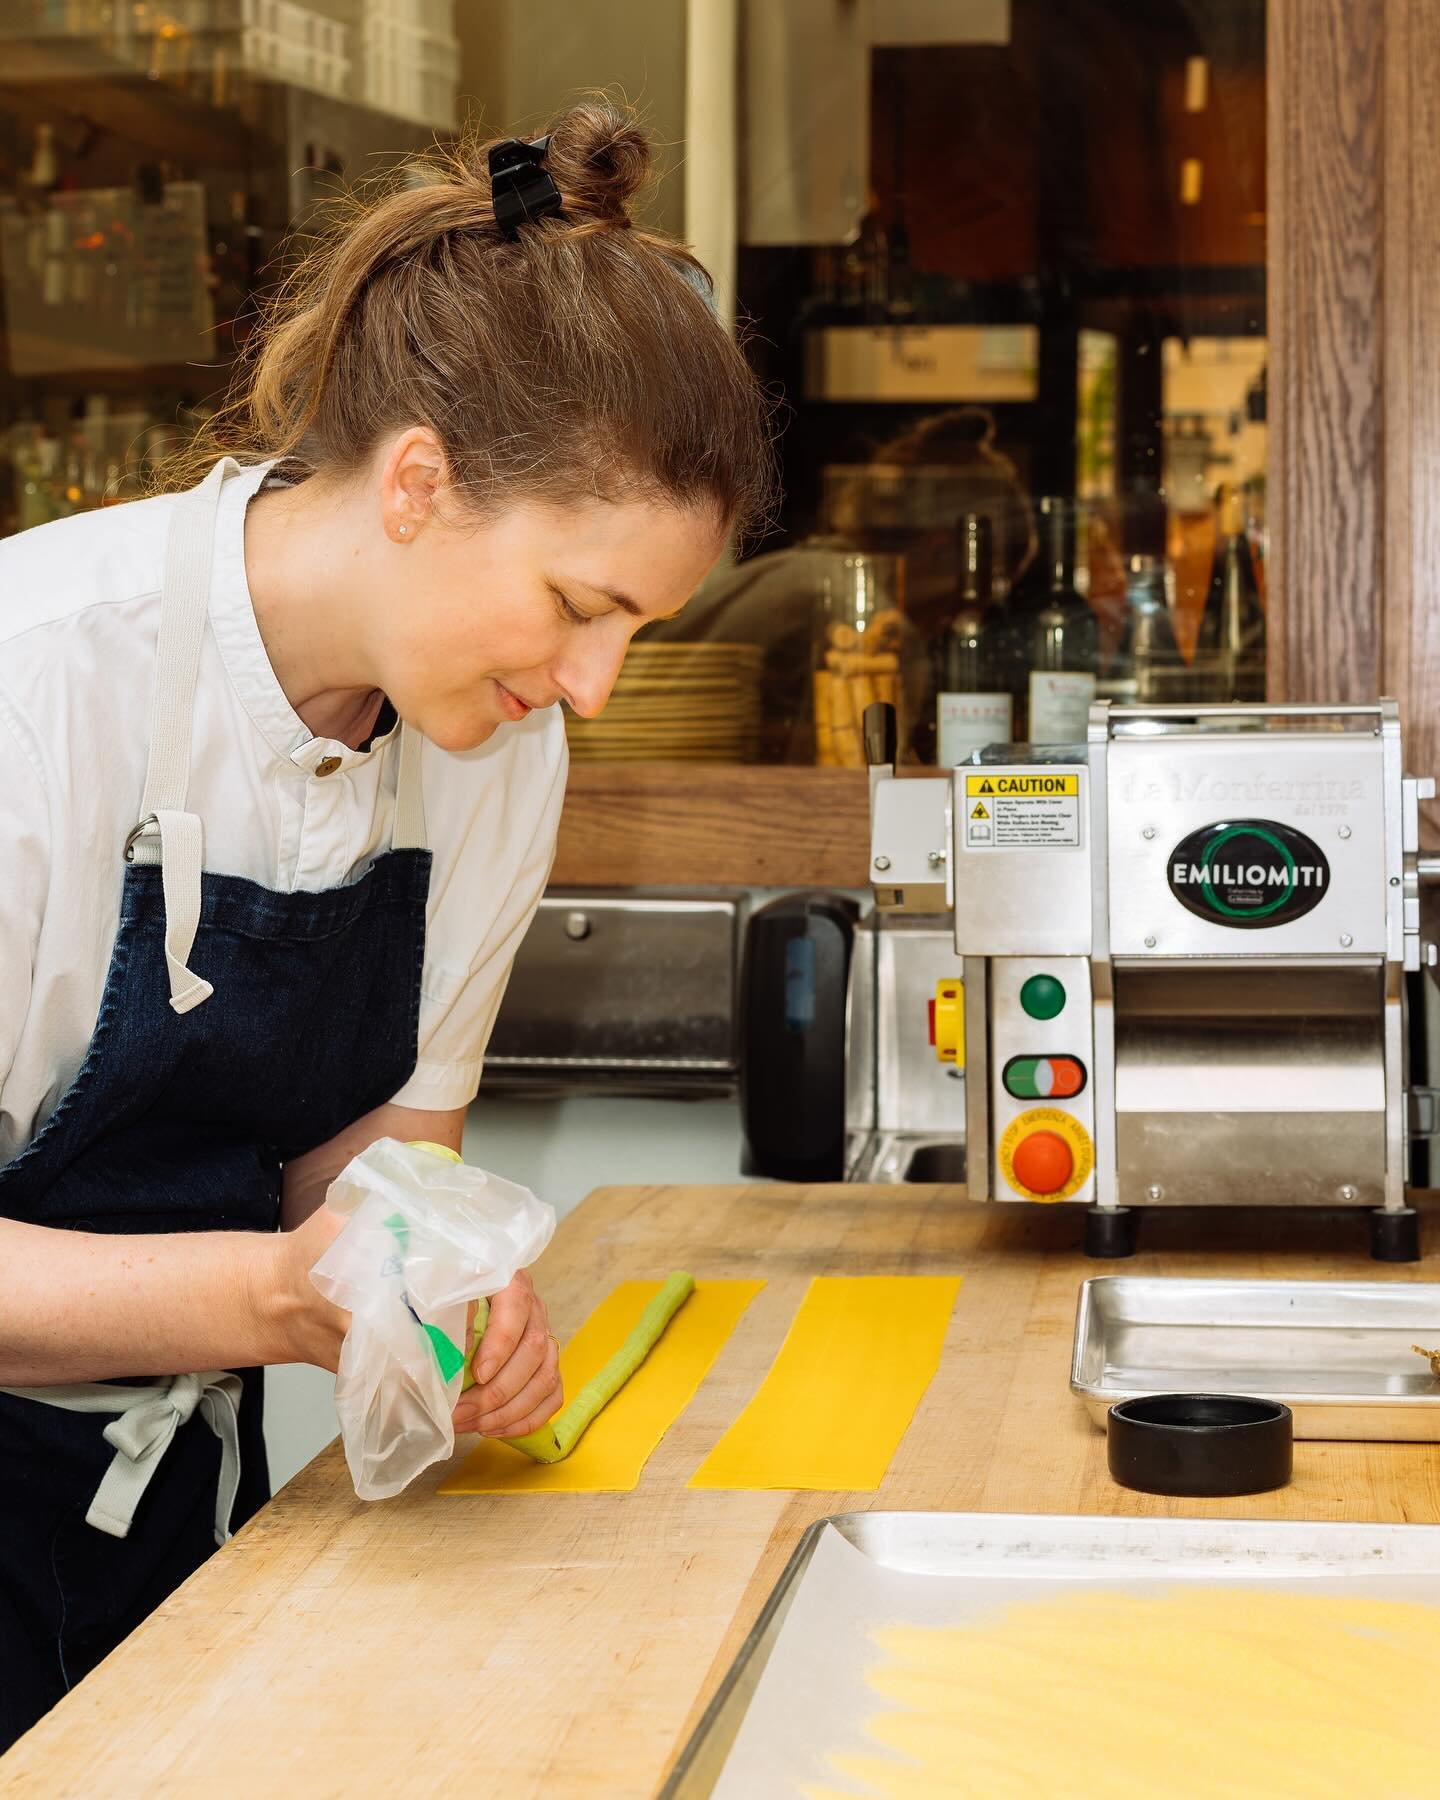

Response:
(690, 1275), (960, 1492)
(439, 1278), (762, 1495)
(814, 1591), (1440, 1798)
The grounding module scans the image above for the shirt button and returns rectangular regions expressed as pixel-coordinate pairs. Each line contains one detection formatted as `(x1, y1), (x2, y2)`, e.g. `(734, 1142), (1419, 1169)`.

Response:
(314, 755), (343, 778)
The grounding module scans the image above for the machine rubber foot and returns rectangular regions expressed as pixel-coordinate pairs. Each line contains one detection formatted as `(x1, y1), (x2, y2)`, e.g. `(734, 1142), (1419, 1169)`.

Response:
(1369, 1207), (1421, 1263)
(1084, 1206), (1139, 1260)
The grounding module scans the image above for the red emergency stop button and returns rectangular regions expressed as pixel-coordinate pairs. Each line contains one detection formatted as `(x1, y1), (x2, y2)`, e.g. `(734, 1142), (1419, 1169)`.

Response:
(1010, 1130), (1074, 1196)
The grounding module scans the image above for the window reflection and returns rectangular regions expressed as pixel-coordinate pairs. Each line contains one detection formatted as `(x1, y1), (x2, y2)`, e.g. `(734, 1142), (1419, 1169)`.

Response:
(657, 0), (1269, 763)
(0, 0), (1267, 767)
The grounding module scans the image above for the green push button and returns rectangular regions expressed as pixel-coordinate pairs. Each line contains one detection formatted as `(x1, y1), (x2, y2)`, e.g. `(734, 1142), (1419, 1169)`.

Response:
(1007, 1057), (1045, 1098)
(1019, 974), (1066, 1021)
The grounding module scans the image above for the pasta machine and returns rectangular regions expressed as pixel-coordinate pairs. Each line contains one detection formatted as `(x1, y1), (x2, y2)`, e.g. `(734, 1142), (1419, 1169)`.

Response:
(860, 700), (1439, 1259)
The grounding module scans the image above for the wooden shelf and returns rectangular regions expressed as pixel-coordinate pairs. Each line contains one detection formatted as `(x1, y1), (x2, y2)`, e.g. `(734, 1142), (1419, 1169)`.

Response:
(552, 763), (872, 889)
(0, 338), (230, 393)
(0, 34), (257, 168)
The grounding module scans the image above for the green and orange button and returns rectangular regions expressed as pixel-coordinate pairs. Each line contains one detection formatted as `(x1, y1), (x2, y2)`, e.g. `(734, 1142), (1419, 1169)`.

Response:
(1003, 1055), (1087, 1100)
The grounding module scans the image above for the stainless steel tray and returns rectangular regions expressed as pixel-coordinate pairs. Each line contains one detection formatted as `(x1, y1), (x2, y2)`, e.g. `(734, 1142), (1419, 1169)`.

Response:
(661, 1510), (1440, 1797)
(1072, 1276), (1440, 1440)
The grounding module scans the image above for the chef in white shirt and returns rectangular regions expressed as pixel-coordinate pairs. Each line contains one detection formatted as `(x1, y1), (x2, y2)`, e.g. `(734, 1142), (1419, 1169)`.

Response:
(0, 103), (771, 1745)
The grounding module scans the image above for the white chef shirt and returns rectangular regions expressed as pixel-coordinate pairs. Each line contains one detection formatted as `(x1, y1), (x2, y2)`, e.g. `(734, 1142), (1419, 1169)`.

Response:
(0, 458), (568, 1164)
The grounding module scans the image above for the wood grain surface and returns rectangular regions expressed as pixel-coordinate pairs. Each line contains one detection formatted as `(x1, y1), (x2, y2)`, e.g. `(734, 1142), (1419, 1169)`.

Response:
(551, 763), (871, 888)
(1383, 0), (1440, 847)
(1268, 0), (1385, 707)
(5, 1186), (1440, 1797)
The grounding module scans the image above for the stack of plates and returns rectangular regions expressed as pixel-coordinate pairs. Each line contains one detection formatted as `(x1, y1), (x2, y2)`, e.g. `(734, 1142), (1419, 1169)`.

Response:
(566, 642), (763, 763)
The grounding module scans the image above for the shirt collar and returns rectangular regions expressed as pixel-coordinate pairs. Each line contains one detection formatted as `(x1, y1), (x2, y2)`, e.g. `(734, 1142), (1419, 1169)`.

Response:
(206, 459), (393, 774)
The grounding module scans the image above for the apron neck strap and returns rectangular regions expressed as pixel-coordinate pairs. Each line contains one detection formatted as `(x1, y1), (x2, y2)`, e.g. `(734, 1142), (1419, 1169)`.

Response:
(392, 721), (427, 852)
(125, 458), (237, 1014)
(139, 456), (235, 825)
(128, 459), (430, 1014)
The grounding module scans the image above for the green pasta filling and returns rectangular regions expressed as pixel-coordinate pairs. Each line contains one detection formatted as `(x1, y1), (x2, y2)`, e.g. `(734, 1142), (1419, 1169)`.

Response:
(463, 1272), (696, 1464)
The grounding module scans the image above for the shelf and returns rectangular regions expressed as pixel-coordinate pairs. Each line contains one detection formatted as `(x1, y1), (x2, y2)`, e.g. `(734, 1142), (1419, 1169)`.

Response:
(0, 336), (230, 394)
(551, 763), (872, 889)
(0, 33), (454, 168)
(0, 34), (257, 168)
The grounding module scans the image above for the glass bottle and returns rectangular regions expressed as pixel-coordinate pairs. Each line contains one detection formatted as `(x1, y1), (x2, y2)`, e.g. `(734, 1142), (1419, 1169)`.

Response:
(1113, 553), (1182, 703)
(933, 514), (1011, 766)
(1027, 497), (1099, 744)
(1197, 484), (1266, 700)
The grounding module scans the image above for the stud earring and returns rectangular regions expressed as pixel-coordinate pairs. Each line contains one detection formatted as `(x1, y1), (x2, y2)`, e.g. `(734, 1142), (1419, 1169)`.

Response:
(397, 523), (409, 536)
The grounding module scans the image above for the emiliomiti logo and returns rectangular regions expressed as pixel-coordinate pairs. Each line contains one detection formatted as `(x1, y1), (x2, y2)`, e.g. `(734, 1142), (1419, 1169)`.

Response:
(1167, 819), (1330, 929)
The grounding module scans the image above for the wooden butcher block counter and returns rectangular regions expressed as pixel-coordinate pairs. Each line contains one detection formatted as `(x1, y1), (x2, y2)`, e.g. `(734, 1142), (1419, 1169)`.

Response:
(6, 1186), (1440, 1796)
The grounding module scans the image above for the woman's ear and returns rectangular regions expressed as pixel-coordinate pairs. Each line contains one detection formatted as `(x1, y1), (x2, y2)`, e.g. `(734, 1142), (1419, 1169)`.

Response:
(380, 427), (448, 541)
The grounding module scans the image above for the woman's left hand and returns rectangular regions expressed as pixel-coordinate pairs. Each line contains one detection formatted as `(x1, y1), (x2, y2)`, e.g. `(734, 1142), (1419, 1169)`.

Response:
(452, 1268), (562, 1438)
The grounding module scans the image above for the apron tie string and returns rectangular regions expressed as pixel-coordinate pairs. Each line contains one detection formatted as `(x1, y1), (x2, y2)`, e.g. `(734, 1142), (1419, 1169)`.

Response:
(0, 1373), (244, 1546)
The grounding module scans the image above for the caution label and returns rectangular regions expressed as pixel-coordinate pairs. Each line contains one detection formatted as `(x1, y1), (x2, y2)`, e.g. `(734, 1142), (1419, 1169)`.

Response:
(966, 774), (1079, 798)
(963, 771), (1082, 849)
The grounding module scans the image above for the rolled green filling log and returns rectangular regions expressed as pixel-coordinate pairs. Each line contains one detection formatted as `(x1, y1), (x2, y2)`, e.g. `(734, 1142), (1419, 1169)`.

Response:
(464, 1272), (696, 1464)
(459, 1297), (490, 1394)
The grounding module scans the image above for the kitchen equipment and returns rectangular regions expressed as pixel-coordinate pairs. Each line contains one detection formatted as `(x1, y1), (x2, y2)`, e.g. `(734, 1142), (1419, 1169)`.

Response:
(482, 888), (742, 1097)
(663, 1510), (1440, 1798)
(739, 893), (860, 1181)
(1072, 1275), (1440, 1440)
(844, 913), (967, 1183)
(1106, 1393), (1293, 1497)
(866, 699), (1440, 1258)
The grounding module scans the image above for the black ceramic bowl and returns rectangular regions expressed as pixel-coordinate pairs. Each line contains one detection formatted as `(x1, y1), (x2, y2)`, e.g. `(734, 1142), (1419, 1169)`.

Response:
(1107, 1394), (1293, 1498)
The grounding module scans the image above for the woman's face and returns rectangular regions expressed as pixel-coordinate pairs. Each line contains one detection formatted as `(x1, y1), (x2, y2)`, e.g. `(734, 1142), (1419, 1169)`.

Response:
(374, 490), (728, 753)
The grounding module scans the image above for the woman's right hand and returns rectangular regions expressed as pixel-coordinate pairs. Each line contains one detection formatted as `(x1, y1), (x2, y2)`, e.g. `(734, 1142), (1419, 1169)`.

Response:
(258, 1203), (351, 1371)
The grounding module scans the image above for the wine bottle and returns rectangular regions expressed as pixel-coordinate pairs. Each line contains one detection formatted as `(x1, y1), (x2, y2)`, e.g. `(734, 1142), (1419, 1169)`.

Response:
(1113, 553), (1182, 702)
(1197, 484), (1265, 700)
(934, 514), (1011, 766)
(1027, 497), (1099, 744)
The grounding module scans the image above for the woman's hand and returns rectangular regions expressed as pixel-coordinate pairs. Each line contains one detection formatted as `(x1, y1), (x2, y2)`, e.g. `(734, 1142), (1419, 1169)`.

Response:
(452, 1269), (563, 1439)
(261, 1201), (350, 1372)
(264, 1201), (562, 1440)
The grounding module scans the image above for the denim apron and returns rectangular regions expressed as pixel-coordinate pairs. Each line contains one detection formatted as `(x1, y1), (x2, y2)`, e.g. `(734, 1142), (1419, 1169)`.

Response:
(0, 459), (432, 1747)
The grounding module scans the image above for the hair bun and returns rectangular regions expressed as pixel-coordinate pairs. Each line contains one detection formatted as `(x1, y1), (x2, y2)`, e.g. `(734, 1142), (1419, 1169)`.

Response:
(542, 98), (652, 226)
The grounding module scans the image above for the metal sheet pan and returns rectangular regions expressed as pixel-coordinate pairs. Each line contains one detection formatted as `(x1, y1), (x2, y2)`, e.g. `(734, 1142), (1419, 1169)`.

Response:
(1071, 1276), (1440, 1440)
(662, 1510), (1440, 1797)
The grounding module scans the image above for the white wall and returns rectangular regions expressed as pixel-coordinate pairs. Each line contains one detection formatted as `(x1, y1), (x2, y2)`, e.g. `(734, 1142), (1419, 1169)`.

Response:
(453, 0), (688, 236)
(262, 1090), (744, 1490)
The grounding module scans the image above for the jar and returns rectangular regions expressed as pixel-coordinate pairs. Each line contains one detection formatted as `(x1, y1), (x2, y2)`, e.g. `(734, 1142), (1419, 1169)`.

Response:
(810, 545), (905, 767)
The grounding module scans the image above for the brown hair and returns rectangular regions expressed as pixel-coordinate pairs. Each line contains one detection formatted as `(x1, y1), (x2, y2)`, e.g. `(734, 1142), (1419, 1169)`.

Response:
(176, 100), (775, 541)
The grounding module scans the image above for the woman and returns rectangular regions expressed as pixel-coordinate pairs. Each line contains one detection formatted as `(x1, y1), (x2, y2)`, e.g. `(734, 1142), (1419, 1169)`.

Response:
(0, 103), (772, 1746)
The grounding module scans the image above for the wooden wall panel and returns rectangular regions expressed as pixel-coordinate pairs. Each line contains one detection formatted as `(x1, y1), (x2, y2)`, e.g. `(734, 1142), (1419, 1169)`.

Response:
(1267, 0), (1385, 703)
(551, 764), (871, 889)
(1383, 0), (1440, 840)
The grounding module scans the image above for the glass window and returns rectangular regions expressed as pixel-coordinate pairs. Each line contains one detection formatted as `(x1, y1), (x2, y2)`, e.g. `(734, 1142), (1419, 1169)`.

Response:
(2, 1), (1267, 771)
(565, 1), (1270, 766)
(715, 0), (1267, 767)
(0, 2), (459, 525)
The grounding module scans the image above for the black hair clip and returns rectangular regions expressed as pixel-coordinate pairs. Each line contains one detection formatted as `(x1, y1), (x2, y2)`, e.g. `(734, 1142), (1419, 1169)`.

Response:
(488, 136), (564, 239)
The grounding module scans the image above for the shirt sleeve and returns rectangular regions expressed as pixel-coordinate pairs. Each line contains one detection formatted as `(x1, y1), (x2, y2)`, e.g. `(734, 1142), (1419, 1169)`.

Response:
(0, 685), (52, 1161)
(390, 717), (568, 1112)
